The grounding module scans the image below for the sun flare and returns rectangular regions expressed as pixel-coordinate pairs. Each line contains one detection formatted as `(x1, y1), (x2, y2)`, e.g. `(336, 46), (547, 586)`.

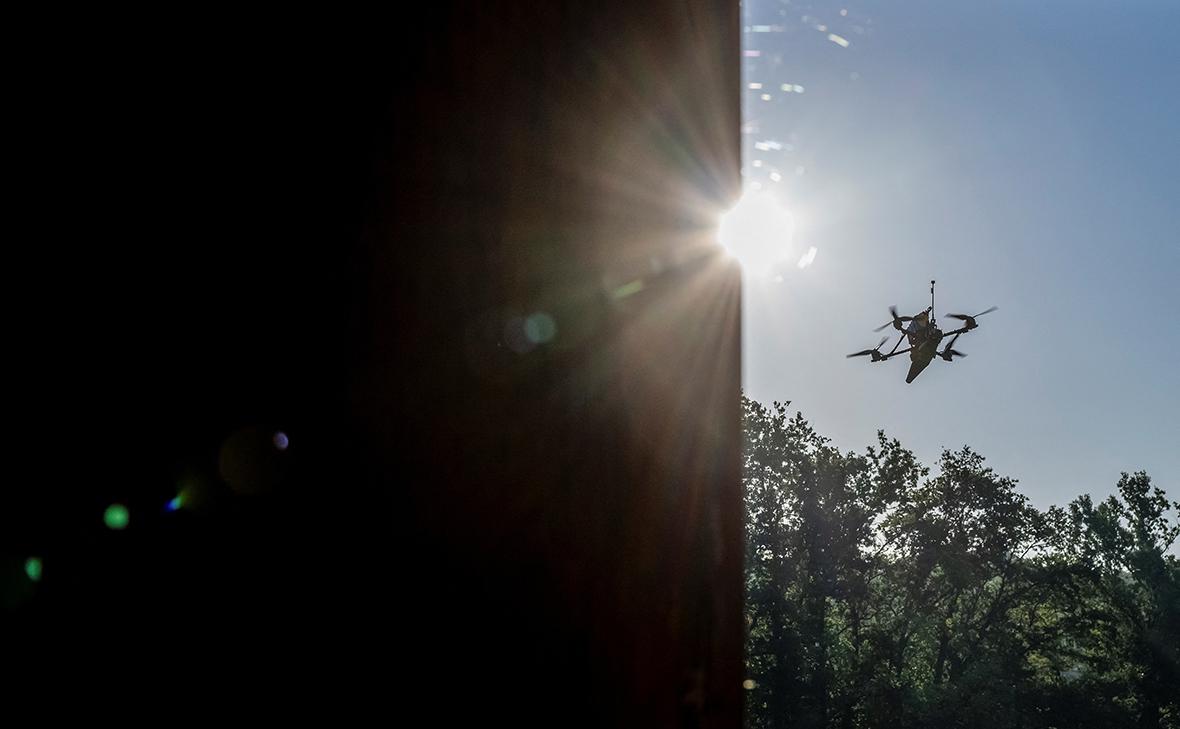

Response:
(717, 190), (796, 274)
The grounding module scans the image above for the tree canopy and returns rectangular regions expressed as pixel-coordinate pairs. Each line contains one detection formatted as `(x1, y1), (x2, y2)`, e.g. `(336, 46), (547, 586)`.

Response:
(743, 395), (1180, 729)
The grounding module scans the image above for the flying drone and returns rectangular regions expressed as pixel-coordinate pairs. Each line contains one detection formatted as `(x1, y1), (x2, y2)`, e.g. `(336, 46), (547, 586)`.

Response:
(847, 280), (996, 383)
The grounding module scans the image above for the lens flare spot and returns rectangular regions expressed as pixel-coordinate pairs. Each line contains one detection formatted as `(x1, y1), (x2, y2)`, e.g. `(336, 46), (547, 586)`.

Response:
(172, 476), (214, 515)
(274, 431), (289, 451)
(104, 504), (130, 530)
(24, 557), (43, 583)
(524, 313), (557, 344)
(612, 279), (645, 300)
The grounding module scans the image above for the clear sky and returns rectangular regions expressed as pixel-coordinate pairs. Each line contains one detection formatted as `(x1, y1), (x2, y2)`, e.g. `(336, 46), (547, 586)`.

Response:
(733, 0), (1180, 512)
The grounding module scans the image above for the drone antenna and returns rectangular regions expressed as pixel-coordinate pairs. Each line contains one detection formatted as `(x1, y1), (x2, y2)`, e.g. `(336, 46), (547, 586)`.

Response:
(930, 280), (936, 323)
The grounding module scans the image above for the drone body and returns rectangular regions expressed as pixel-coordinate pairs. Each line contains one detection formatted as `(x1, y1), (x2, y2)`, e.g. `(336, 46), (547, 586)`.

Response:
(847, 281), (996, 383)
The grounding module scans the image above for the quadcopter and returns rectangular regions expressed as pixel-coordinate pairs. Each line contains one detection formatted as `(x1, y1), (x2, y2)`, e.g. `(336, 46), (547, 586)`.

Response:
(847, 280), (996, 383)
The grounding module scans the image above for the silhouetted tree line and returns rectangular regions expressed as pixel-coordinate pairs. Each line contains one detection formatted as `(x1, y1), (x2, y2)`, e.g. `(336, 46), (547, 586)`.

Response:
(743, 396), (1180, 729)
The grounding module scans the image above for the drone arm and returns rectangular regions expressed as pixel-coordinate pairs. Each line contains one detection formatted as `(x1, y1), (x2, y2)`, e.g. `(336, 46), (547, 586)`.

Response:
(886, 333), (907, 355)
(880, 346), (912, 360)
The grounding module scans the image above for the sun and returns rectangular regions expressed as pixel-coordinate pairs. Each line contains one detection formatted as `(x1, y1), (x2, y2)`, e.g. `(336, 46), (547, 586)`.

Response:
(717, 189), (796, 274)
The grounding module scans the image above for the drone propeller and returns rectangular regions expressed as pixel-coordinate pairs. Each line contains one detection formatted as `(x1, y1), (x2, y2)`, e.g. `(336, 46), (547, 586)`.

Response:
(847, 336), (889, 360)
(873, 306), (914, 332)
(946, 306), (997, 329)
(938, 333), (968, 362)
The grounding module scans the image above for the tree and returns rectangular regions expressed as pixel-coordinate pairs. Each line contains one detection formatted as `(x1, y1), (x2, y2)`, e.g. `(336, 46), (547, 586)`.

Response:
(741, 393), (1178, 729)
(1063, 473), (1180, 729)
(743, 398), (897, 729)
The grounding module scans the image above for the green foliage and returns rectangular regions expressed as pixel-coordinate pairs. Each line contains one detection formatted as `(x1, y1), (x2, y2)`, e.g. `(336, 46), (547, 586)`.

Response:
(742, 395), (1180, 729)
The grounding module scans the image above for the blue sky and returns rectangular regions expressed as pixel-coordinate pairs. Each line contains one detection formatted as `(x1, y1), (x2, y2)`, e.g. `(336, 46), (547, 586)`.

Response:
(737, 0), (1180, 511)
